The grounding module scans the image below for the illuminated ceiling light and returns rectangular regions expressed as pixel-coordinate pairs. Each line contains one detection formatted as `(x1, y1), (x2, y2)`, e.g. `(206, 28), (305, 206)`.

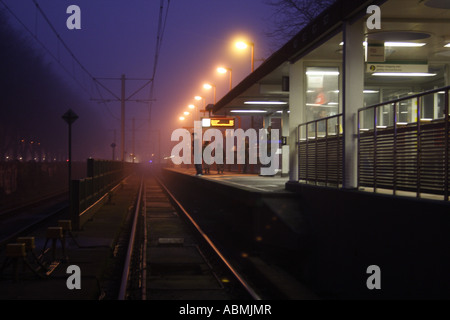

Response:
(306, 71), (340, 76)
(372, 72), (436, 77)
(230, 110), (267, 113)
(364, 90), (380, 93)
(444, 43), (450, 47)
(384, 42), (426, 47)
(244, 101), (287, 105)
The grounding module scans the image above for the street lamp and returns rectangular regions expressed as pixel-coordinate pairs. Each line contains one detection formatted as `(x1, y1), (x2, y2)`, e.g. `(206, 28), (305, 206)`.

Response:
(217, 67), (232, 91)
(235, 40), (254, 72)
(203, 83), (216, 104)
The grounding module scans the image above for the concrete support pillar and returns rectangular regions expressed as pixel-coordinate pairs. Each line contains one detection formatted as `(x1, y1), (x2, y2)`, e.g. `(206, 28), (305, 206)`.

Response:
(288, 60), (305, 182)
(343, 19), (364, 189)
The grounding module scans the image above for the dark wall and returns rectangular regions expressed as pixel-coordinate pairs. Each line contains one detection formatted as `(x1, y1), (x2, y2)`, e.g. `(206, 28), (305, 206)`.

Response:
(286, 182), (450, 299)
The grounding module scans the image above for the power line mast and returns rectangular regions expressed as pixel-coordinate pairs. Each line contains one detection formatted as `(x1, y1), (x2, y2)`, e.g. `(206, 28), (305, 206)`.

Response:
(92, 74), (154, 162)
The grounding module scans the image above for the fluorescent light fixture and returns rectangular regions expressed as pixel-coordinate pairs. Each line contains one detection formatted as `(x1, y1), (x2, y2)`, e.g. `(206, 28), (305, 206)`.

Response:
(244, 101), (287, 105)
(385, 42), (426, 47)
(306, 71), (340, 76)
(230, 110), (267, 113)
(376, 125), (387, 129)
(364, 90), (379, 93)
(372, 72), (436, 77)
(396, 122), (408, 125)
(342, 42), (426, 47)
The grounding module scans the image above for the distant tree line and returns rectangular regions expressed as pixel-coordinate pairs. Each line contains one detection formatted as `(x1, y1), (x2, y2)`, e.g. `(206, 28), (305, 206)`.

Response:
(0, 9), (104, 162)
(265, 0), (337, 48)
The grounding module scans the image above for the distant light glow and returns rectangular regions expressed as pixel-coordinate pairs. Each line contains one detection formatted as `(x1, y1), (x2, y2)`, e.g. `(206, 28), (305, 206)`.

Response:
(217, 67), (228, 73)
(188, 104), (195, 109)
(179, 116), (185, 121)
(203, 83), (213, 90)
(194, 96), (203, 101)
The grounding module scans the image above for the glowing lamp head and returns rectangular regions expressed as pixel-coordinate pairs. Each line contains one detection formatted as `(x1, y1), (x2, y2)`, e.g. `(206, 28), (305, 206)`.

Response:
(217, 67), (227, 74)
(194, 96), (202, 101)
(203, 83), (213, 90)
(179, 116), (185, 121)
(188, 104), (195, 109)
(235, 41), (248, 50)
(184, 111), (190, 116)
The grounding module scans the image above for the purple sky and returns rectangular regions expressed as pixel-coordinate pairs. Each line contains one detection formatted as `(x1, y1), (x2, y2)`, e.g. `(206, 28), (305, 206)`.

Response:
(2, 0), (277, 161)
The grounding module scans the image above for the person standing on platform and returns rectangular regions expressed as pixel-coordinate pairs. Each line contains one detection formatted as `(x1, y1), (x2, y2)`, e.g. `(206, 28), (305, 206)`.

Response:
(193, 133), (203, 176)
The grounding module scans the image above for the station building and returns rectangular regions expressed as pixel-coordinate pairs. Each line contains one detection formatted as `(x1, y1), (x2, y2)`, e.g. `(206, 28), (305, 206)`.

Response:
(212, 0), (450, 201)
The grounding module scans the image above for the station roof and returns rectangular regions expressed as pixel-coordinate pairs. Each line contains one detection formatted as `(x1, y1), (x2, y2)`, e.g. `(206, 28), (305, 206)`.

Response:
(213, 0), (450, 116)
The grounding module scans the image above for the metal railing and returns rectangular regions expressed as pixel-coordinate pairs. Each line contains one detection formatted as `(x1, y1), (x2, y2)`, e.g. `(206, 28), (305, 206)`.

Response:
(297, 114), (343, 186)
(71, 159), (133, 229)
(358, 86), (450, 201)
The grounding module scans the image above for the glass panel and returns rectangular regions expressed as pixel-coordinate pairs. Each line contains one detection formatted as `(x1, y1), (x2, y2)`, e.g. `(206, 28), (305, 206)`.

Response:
(377, 103), (394, 128)
(305, 67), (340, 123)
(359, 108), (374, 131)
(420, 91), (446, 120)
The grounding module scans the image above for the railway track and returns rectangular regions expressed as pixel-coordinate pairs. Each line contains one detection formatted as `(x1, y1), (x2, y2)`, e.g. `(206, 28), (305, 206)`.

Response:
(119, 174), (261, 300)
(0, 193), (69, 248)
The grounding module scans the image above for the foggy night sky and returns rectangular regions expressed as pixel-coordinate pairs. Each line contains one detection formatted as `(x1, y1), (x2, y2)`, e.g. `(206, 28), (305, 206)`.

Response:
(1, 0), (278, 162)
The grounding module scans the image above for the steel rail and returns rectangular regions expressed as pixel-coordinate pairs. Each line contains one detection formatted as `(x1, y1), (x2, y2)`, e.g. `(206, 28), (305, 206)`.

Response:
(118, 176), (144, 300)
(154, 175), (262, 301)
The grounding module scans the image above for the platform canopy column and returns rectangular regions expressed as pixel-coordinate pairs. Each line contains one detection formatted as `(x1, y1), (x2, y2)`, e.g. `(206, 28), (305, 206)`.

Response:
(342, 18), (364, 189)
(288, 60), (305, 182)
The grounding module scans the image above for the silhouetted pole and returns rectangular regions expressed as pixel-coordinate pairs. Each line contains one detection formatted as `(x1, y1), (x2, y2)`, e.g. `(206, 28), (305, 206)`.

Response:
(132, 117), (135, 163)
(121, 74), (126, 162)
(62, 109), (78, 215)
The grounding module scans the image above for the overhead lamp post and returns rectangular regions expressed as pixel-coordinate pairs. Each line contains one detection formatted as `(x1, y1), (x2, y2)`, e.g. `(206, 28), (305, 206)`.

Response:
(217, 67), (232, 91)
(235, 41), (254, 72)
(203, 83), (216, 104)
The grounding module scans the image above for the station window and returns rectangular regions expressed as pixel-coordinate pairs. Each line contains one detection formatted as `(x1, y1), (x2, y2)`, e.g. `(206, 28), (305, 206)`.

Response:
(305, 66), (340, 125)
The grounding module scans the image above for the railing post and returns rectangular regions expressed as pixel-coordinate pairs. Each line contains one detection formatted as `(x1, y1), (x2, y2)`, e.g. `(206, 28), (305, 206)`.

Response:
(305, 123), (309, 182)
(357, 110), (360, 190)
(373, 106), (377, 193)
(393, 102), (398, 196)
(315, 121), (318, 185)
(445, 90), (449, 201)
(417, 97), (421, 198)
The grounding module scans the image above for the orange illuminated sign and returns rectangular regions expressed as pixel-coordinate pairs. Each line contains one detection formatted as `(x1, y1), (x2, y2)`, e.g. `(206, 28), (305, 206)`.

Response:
(210, 118), (235, 127)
